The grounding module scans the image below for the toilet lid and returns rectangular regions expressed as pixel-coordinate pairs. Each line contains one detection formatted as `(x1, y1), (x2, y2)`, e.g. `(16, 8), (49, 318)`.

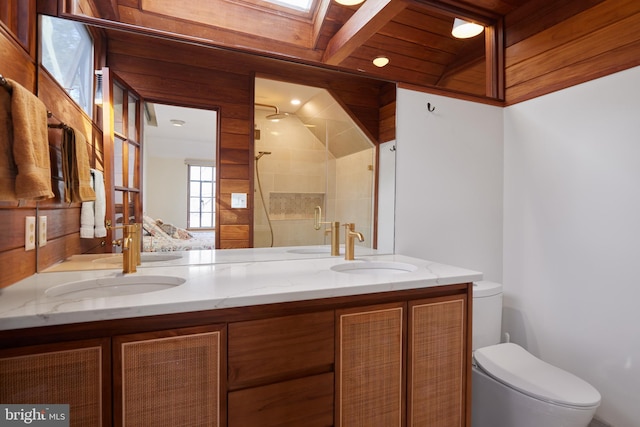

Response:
(474, 343), (601, 408)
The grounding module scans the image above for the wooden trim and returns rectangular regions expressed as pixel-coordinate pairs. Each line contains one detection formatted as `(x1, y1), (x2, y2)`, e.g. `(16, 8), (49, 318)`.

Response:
(485, 17), (504, 100)
(398, 82), (505, 106)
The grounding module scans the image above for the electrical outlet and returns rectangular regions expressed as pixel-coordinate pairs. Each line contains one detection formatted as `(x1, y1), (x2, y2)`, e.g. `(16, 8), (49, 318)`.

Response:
(25, 216), (36, 251)
(38, 216), (47, 247)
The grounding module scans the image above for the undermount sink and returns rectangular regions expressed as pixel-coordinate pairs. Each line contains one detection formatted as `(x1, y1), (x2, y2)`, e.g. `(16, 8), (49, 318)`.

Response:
(331, 261), (418, 275)
(45, 275), (186, 299)
(94, 253), (182, 264)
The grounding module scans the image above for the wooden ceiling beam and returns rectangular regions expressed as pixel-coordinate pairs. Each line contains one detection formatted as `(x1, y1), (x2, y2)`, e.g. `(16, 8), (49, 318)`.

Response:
(313, 0), (333, 48)
(322, 0), (409, 65)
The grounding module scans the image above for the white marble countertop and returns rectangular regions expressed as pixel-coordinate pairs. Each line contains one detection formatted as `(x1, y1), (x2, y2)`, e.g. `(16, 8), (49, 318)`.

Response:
(0, 252), (482, 331)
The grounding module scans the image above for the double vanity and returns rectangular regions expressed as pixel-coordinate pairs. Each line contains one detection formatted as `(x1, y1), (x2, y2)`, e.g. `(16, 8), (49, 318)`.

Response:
(0, 248), (481, 427)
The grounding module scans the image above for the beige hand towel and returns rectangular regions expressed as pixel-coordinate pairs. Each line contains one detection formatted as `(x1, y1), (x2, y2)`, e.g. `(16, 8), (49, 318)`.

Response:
(0, 86), (17, 201)
(62, 127), (96, 203)
(8, 78), (54, 201)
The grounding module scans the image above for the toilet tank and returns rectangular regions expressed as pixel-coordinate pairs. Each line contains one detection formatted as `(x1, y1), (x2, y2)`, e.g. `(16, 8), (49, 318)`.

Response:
(472, 281), (503, 350)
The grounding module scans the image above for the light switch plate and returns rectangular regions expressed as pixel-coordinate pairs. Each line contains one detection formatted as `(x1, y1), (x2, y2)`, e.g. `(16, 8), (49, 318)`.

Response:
(38, 215), (47, 247)
(231, 193), (247, 209)
(25, 216), (36, 251)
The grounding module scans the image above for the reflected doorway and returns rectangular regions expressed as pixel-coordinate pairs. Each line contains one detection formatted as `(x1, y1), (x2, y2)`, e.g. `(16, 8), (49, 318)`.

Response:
(142, 103), (217, 252)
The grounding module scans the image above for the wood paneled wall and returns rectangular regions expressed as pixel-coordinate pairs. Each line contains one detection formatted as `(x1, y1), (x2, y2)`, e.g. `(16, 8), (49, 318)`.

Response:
(505, 0), (640, 104)
(0, 17), (37, 288)
(105, 30), (387, 249)
(0, 10), (106, 288)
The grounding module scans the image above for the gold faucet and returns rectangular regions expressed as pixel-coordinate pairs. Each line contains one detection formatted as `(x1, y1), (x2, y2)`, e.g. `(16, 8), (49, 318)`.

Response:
(111, 223), (141, 273)
(314, 206), (340, 256)
(343, 223), (364, 261)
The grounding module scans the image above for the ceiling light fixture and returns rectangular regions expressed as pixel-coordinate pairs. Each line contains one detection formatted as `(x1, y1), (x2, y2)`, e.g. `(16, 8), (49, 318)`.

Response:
(373, 56), (390, 67)
(170, 119), (186, 127)
(291, 99), (301, 105)
(451, 18), (484, 39)
(334, 0), (364, 6)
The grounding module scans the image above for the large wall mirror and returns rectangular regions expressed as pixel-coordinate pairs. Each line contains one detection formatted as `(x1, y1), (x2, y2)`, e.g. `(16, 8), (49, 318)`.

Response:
(45, 0), (510, 264)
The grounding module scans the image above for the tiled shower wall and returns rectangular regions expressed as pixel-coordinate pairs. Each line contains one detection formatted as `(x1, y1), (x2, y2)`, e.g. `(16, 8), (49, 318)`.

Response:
(254, 111), (328, 247)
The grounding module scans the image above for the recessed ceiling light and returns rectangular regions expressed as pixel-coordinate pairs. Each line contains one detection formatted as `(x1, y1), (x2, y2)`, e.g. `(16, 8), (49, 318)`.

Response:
(451, 18), (484, 39)
(373, 56), (390, 67)
(291, 99), (301, 105)
(170, 119), (186, 127)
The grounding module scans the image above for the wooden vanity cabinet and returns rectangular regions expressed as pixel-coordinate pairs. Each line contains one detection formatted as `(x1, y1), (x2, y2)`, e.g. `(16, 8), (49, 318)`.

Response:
(113, 325), (225, 427)
(0, 338), (111, 426)
(0, 283), (471, 427)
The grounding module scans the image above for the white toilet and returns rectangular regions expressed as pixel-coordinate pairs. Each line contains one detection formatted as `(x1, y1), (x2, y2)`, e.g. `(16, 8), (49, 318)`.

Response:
(472, 281), (601, 427)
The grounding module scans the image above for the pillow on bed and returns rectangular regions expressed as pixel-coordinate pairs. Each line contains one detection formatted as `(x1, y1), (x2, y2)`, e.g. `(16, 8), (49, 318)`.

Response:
(143, 215), (167, 237)
(156, 219), (193, 240)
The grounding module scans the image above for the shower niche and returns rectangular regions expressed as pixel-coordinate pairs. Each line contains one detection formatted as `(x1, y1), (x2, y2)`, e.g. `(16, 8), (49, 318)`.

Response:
(254, 79), (376, 249)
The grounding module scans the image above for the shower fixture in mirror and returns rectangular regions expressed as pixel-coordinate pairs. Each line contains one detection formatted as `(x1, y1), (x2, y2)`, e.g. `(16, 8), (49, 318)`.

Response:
(61, 0), (503, 100)
(253, 78), (379, 250)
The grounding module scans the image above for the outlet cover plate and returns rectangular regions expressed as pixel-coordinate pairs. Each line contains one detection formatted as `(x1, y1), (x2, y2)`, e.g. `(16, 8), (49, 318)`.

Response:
(25, 216), (36, 251)
(39, 216), (47, 247)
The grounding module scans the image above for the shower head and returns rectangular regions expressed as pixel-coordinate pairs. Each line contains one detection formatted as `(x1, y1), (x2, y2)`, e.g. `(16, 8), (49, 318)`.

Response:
(266, 112), (289, 121)
(255, 151), (272, 160)
(255, 103), (290, 121)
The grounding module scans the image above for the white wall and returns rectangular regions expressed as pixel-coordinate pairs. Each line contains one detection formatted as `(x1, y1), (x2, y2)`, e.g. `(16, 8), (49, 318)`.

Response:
(503, 66), (640, 427)
(395, 90), (504, 281)
(145, 157), (188, 228)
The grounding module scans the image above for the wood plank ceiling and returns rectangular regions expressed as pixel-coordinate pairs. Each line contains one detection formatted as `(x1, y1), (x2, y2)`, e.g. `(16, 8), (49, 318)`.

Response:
(71, 0), (530, 99)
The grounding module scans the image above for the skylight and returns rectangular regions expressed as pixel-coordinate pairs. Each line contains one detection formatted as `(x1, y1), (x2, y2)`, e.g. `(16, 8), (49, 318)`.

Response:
(264, 0), (313, 12)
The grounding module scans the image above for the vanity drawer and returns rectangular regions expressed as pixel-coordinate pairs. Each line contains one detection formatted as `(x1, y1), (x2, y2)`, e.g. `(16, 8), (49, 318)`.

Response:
(227, 310), (334, 389)
(228, 372), (334, 427)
